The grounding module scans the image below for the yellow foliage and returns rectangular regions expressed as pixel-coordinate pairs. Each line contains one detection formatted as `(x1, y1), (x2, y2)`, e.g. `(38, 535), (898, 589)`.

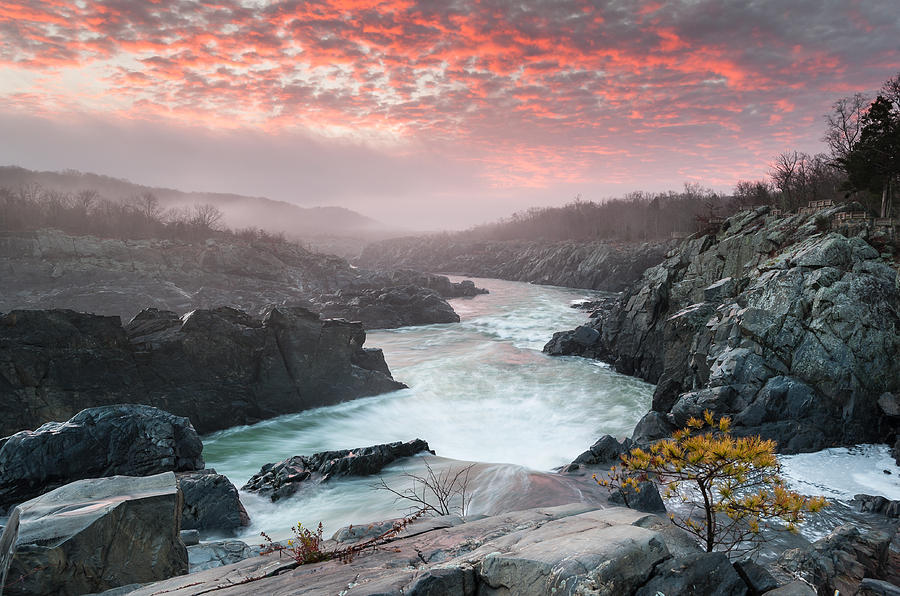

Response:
(595, 410), (828, 556)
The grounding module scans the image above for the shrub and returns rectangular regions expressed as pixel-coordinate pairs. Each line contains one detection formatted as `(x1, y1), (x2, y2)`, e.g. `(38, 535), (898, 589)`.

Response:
(595, 411), (827, 556)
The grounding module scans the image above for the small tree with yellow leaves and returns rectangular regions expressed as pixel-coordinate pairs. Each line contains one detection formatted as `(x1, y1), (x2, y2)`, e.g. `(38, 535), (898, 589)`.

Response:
(595, 411), (827, 556)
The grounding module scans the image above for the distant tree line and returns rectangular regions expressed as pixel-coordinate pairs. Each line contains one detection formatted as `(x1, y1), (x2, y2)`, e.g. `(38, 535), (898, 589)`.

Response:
(456, 72), (900, 244)
(0, 183), (293, 248)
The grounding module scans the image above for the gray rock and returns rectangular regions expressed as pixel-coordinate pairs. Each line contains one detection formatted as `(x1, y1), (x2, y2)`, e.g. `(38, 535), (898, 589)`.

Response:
(306, 285), (461, 329)
(547, 205), (900, 453)
(180, 529), (200, 546)
(188, 540), (256, 572)
(763, 581), (817, 595)
(0, 306), (406, 438)
(95, 504), (712, 596)
(608, 480), (667, 514)
(242, 439), (433, 501)
(777, 524), (892, 596)
(0, 405), (203, 512)
(852, 494), (900, 518)
(564, 434), (634, 471)
(733, 559), (779, 594)
(177, 469), (250, 534)
(858, 578), (900, 596)
(634, 552), (749, 595)
(2, 472), (187, 596)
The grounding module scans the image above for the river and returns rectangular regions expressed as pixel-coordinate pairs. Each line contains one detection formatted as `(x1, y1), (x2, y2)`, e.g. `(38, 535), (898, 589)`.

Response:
(202, 276), (900, 543)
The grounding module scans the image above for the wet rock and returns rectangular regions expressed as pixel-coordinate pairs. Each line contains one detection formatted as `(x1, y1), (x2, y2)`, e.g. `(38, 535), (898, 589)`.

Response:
(180, 529), (200, 546)
(0, 404), (203, 512)
(852, 494), (900, 518)
(0, 306), (405, 438)
(242, 439), (433, 501)
(1, 472), (187, 596)
(177, 470), (250, 534)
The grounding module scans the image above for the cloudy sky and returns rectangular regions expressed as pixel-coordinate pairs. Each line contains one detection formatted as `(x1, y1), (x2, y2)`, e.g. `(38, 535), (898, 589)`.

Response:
(1, 0), (898, 228)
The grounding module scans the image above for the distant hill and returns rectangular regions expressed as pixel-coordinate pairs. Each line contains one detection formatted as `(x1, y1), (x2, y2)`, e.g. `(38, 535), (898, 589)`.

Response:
(0, 166), (402, 254)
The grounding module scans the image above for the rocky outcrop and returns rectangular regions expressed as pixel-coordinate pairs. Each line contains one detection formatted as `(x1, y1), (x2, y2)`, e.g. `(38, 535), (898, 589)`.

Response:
(242, 439), (433, 501)
(777, 524), (895, 596)
(0, 405), (203, 512)
(177, 470), (250, 535)
(307, 285), (460, 329)
(546, 205), (900, 452)
(0, 230), (481, 328)
(188, 540), (257, 572)
(852, 494), (900, 518)
(0, 306), (405, 438)
(103, 504), (810, 596)
(1, 472), (187, 596)
(358, 237), (670, 291)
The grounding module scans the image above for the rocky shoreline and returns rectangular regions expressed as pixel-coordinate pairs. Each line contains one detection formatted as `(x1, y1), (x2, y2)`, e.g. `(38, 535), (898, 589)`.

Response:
(358, 237), (670, 291)
(0, 229), (487, 330)
(0, 305), (405, 438)
(545, 205), (900, 456)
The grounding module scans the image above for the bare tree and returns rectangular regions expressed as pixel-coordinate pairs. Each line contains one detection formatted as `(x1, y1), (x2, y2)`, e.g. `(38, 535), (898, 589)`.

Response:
(189, 203), (223, 232)
(374, 459), (475, 517)
(133, 192), (163, 223)
(824, 93), (870, 165)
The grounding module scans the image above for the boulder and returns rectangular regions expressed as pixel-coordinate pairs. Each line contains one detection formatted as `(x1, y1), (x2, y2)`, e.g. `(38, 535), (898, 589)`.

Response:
(0, 306), (406, 437)
(242, 439), (433, 501)
(564, 434), (635, 471)
(858, 579), (900, 596)
(608, 480), (667, 514)
(1, 472), (187, 596)
(0, 405), (203, 512)
(177, 470), (250, 534)
(733, 559), (779, 594)
(309, 285), (460, 329)
(763, 581), (817, 595)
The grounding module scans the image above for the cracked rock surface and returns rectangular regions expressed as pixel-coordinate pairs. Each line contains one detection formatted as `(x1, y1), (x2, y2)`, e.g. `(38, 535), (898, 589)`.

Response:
(546, 205), (900, 453)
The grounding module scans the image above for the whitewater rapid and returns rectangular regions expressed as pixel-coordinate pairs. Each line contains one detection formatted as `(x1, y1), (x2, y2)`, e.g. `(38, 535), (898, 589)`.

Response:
(202, 277), (900, 542)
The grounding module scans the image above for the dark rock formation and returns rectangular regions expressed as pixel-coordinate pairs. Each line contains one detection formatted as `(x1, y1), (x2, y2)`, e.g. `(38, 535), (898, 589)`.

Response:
(733, 559), (779, 594)
(608, 480), (667, 514)
(852, 494), (900, 518)
(0, 306), (405, 438)
(0, 405), (203, 512)
(357, 269), (488, 298)
(777, 524), (894, 596)
(546, 205), (900, 452)
(307, 285), (460, 329)
(1, 472), (187, 596)
(561, 434), (634, 473)
(242, 439), (433, 501)
(177, 470), (250, 535)
(634, 552), (749, 595)
(358, 237), (670, 291)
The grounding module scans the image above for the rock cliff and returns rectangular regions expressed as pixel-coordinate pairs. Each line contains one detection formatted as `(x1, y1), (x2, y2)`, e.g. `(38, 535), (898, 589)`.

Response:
(546, 205), (900, 452)
(358, 237), (669, 290)
(0, 306), (405, 438)
(0, 230), (484, 328)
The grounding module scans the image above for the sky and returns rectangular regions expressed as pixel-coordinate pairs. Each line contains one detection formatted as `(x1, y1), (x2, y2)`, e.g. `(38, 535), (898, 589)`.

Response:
(1, 0), (898, 229)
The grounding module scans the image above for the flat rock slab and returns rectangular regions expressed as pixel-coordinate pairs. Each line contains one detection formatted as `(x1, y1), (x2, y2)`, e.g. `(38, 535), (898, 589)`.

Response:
(111, 504), (703, 596)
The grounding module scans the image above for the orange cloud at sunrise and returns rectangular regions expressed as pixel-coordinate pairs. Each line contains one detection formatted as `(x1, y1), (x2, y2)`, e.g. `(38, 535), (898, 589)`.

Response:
(1, 0), (897, 228)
